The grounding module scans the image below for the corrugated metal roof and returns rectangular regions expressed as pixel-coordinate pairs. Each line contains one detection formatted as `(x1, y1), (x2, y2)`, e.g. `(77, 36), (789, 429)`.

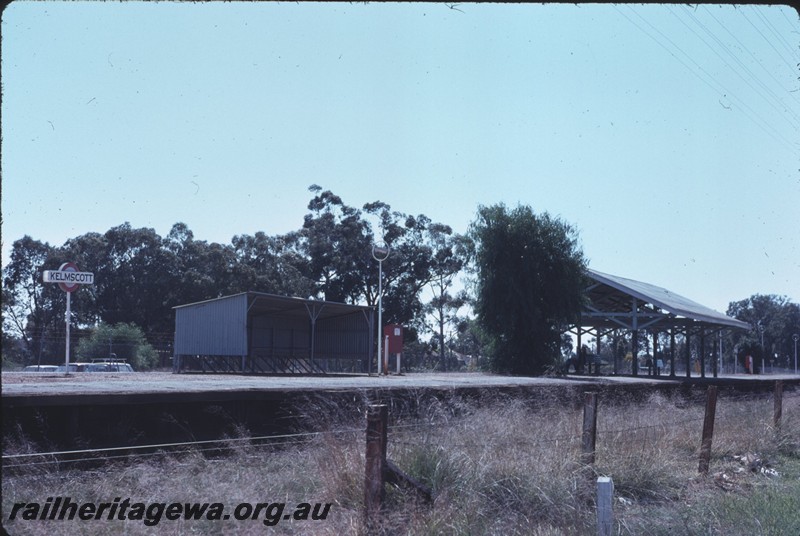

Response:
(174, 291), (372, 320)
(587, 269), (751, 330)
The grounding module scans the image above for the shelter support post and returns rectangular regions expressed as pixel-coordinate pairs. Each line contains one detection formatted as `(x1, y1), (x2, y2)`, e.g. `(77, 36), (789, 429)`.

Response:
(700, 330), (706, 378)
(652, 330), (659, 376)
(685, 330), (692, 379)
(595, 332), (601, 376)
(670, 330), (676, 378)
(713, 336), (718, 378)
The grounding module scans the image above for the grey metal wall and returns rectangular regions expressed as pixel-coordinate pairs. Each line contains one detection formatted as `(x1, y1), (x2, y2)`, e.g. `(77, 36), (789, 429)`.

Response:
(316, 312), (371, 358)
(174, 294), (248, 356)
(249, 311), (370, 359)
(250, 314), (311, 358)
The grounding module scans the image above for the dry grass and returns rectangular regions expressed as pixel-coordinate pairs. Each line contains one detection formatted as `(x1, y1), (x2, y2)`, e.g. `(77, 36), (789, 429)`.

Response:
(3, 387), (799, 535)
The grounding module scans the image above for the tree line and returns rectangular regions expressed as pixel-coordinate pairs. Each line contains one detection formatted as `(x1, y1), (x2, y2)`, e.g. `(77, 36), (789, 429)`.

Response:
(3, 186), (797, 374)
(2, 186), (475, 369)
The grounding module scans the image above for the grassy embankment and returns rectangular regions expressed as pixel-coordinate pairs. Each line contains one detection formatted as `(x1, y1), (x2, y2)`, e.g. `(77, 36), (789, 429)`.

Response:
(3, 388), (799, 535)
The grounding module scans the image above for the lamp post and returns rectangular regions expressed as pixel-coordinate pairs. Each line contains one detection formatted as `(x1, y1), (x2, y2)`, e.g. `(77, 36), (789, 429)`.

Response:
(793, 334), (799, 375)
(372, 242), (390, 375)
(758, 322), (765, 374)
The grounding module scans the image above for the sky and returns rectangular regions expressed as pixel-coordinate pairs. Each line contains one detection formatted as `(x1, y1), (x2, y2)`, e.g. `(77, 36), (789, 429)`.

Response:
(2, 1), (799, 316)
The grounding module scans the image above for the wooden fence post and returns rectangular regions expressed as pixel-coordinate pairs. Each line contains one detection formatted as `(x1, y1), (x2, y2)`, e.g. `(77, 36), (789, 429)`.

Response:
(364, 404), (388, 523)
(774, 380), (783, 433)
(582, 392), (599, 467)
(698, 385), (718, 474)
(596, 476), (614, 536)
(580, 391), (599, 501)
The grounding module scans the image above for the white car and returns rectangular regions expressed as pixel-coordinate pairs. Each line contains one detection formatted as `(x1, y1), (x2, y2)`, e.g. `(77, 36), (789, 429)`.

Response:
(22, 365), (59, 372)
(88, 359), (135, 372)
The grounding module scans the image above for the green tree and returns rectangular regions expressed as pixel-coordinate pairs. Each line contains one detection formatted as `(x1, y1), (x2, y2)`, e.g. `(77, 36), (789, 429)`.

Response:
(450, 317), (490, 370)
(92, 223), (179, 336)
(726, 294), (800, 369)
(2, 236), (67, 363)
(363, 203), (472, 339)
(470, 204), (587, 375)
(231, 230), (313, 298)
(422, 225), (474, 370)
(75, 322), (158, 370)
(301, 185), (374, 303)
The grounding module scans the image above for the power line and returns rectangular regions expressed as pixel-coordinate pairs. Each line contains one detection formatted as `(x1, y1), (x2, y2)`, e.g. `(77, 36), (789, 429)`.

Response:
(740, 7), (798, 74)
(662, 5), (799, 144)
(779, 6), (800, 34)
(751, 6), (798, 66)
(615, 5), (800, 156)
(702, 6), (800, 108)
(678, 5), (800, 129)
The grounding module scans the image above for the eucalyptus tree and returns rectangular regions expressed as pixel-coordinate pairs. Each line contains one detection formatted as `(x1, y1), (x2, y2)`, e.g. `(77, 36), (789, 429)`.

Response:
(301, 185), (374, 303)
(300, 185), (472, 343)
(470, 203), (587, 375)
(231, 230), (314, 298)
(163, 222), (214, 304)
(421, 226), (474, 370)
(89, 223), (179, 337)
(2, 236), (63, 362)
(726, 294), (800, 368)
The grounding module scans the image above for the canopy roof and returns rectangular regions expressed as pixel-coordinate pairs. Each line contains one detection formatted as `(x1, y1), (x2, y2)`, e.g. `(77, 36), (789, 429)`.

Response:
(174, 292), (373, 320)
(583, 269), (751, 332)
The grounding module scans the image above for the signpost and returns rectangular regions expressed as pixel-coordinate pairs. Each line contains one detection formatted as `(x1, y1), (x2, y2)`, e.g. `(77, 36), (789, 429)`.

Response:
(43, 262), (94, 373)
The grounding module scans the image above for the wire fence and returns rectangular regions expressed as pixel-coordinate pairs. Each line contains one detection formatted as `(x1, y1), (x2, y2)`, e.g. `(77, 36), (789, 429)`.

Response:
(2, 380), (796, 536)
(3, 383), (796, 472)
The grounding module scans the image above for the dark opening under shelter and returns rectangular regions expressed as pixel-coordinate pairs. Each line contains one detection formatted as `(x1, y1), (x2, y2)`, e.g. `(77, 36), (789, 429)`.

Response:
(571, 269), (751, 377)
(173, 292), (375, 374)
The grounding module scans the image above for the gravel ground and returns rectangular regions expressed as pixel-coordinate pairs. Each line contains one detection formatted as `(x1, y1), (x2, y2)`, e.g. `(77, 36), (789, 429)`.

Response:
(2, 371), (224, 384)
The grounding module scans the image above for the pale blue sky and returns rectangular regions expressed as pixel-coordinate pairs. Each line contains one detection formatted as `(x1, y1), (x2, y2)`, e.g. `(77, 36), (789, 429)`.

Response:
(2, 2), (798, 314)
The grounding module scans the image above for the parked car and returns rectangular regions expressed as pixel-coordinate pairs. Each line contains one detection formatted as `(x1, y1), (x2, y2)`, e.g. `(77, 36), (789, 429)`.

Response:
(53, 360), (135, 373)
(22, 365), (59, 372)
(55, 363), (92, 372)
(87, 362), (135, 372)
(88, 359), (135, 372)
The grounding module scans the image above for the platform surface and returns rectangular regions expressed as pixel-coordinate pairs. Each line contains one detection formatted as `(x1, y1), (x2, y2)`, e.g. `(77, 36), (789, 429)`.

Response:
(4, 371), (798, 399)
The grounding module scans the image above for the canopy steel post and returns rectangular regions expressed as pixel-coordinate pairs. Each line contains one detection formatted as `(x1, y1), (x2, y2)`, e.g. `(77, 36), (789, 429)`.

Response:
(652, 330), (658, 376)
(700, 330), (706, 378)
(713, 336), (718, 378)
(595, 329), (601, 376)
(685, 330), (692, 379)
(670, 329), (676, 378)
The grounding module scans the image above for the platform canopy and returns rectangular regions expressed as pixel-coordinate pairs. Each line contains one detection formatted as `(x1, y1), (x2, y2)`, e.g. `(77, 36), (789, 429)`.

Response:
(581, 269), (751, 333)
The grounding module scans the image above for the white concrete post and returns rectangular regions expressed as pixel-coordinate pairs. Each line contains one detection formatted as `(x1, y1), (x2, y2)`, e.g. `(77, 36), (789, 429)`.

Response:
(596, 476), (614, 536)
